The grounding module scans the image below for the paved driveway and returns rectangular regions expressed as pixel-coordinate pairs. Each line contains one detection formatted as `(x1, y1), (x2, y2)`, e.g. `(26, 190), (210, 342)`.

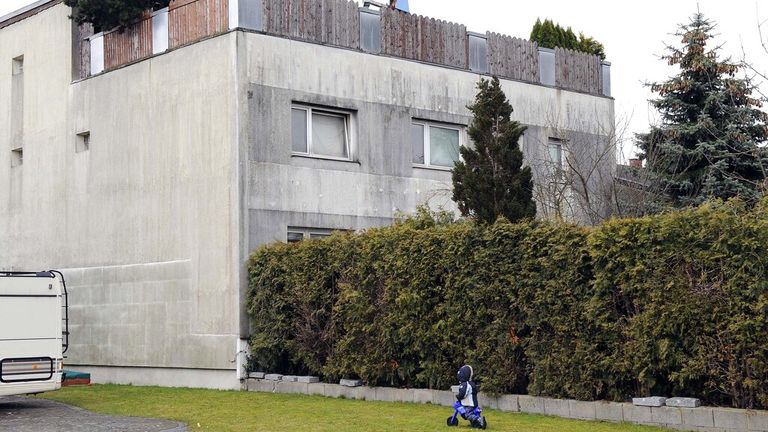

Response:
(0, 396), (187, 432)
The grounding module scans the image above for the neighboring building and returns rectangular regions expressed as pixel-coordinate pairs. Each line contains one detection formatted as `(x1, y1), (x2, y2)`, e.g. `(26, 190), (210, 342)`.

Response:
(0, 0), (615, 389)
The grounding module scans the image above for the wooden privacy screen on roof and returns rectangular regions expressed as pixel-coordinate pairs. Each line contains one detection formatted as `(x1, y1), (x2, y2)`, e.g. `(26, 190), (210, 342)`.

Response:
(261, 0), (360, 50)
(81, 0), (608, 98)
(487, 33), (539, 84)
(97, 0), (229, 73)
(555, 47), (602, 94)
(169, 0), (229, 49)
(103, 13), (152, 71)
(381, 8), (467, 69)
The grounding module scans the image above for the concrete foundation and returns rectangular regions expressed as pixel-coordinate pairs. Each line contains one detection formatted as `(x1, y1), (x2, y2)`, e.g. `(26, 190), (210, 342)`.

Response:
(72, 365), (239, 390)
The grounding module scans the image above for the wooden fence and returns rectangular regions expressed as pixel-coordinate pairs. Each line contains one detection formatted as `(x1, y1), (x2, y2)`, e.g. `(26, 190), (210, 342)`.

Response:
(262, 0), (360, 50)
(381, 8), (466, 69)
(77, 0), (608, 97)
(103, 13), (153, 71)
(169, 0), (229, 49)
(487, 32), (539, 83)
(555, 47), (602, 94)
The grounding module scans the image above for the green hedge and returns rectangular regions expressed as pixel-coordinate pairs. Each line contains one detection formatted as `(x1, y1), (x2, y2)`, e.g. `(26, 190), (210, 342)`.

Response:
(247, 201), (768, 409)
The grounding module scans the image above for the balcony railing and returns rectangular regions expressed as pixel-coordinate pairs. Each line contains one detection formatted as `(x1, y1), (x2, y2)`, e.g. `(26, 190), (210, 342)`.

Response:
(76, 0), (611, 97)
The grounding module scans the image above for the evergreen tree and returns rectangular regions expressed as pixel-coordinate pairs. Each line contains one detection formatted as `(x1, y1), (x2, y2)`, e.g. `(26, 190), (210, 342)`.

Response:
(529, 18), (606, 60)
(638, 12), (768, 206)
(577, 33), (606, 61)
(64, 0), (169, 32)
(452, 77), (536, 224)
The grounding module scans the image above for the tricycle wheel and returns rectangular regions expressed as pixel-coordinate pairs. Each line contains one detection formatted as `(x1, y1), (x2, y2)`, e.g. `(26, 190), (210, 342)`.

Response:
(447, 416), (459, 426)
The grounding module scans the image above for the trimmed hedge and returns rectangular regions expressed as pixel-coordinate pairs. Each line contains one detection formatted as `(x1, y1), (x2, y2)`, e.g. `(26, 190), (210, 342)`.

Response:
(247, 200), (768, 409)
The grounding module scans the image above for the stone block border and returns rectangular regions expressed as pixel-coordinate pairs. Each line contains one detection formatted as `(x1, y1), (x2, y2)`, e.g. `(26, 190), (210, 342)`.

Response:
(243, 378), (768, 432)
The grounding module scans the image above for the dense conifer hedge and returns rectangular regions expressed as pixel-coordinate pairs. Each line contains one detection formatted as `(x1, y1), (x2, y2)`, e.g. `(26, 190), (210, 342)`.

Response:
(247, 201), (768, 409)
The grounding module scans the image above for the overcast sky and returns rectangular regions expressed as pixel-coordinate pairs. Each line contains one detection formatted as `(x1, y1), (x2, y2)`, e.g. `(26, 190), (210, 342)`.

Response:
(2, 0), (767, 160)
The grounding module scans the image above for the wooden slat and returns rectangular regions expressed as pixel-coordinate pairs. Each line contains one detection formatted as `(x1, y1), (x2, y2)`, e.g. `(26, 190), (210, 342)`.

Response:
(103, 13), (153, 71)
(380, 8), (466, 69)
(260, 0), (359, 49)
(487, 32), (539, 83)
(555, 47), (601, 94)
(169, 0), (229, 49)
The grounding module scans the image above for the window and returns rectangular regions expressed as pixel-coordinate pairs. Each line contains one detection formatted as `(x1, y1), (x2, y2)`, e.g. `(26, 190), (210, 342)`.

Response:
(287, 227), (336, 243)
(12, 56), (23, 75)
(76, 131), (90, 153)
(547, 138), (565, 179)
(292, 105), (351, 160)
(11, 56), (24, 165)
(411, 121), (462, 168)
(10, 148), (22, 167)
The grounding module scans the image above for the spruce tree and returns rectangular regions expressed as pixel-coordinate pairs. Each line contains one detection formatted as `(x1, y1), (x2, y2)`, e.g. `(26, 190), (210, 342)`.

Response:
(638, 12), (768, 206)
(452, 77), (536, 224)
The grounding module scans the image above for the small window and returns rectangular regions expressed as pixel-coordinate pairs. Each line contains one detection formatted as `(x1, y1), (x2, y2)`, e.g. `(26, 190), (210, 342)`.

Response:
(12, 56), (23, 76)
(292, 105), (351, 160)
(286, 227), (338, 243)
(11, 148), (23, 167)
(76, 131), (90, 153)
(547, 138), (565, 179)
(411, 121), (462, 168)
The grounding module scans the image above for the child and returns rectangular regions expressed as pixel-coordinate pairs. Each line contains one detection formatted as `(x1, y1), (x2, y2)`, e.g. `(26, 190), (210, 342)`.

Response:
(455, 364), (486, 429)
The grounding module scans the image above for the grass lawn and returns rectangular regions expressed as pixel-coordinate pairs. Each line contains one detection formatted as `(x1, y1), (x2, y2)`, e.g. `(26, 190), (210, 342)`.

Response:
(40, 385), (670, 432)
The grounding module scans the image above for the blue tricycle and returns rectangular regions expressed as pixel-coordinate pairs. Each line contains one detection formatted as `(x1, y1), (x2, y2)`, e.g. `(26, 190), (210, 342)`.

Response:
(447, 400), (487, 429)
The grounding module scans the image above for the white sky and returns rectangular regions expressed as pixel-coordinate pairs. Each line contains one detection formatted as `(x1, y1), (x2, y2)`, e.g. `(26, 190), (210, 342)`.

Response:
(3, 0), (767, 160)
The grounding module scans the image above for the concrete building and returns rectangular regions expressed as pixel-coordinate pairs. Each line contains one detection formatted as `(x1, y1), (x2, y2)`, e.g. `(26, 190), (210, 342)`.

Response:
(0, 0), (615, 389)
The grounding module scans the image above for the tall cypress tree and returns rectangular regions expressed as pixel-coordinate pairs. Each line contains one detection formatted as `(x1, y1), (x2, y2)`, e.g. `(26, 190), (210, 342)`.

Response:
(529, 18), (606, 60)
(452, 77), (536, 224)
(638, 12), (768, 206)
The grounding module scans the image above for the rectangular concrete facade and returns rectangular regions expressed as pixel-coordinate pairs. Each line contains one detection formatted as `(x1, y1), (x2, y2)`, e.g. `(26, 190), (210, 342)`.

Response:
(1, 2), (614, 388)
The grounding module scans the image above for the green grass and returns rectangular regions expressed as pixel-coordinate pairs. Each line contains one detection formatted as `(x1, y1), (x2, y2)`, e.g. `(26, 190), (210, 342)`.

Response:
(40, 385), (669, 432)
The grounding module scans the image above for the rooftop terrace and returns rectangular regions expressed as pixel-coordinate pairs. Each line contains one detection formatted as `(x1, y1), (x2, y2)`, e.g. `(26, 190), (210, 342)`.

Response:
(3, 0), (611, 97)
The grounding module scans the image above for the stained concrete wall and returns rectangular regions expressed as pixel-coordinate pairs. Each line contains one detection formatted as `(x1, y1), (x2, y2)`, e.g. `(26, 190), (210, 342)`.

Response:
(240, 32), (615, 237)
(1, 4), (241, 388)
(239, 33), (615, 246)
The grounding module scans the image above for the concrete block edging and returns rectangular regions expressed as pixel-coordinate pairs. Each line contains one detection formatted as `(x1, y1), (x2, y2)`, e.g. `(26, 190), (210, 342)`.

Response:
(243, 379), (768, 431)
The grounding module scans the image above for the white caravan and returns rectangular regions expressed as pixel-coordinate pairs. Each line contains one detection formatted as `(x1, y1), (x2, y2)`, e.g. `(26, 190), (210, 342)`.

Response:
(0, 271), (68, 396)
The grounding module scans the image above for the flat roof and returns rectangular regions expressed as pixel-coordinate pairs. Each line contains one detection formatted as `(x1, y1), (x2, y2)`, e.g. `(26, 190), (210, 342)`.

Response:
(0, 0), (61, 30)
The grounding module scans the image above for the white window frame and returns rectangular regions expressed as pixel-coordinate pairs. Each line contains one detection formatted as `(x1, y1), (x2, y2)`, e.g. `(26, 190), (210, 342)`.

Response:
(291, 104), (353, 161)
(411, 120), (464, 170)
(547, 137), (566, 181)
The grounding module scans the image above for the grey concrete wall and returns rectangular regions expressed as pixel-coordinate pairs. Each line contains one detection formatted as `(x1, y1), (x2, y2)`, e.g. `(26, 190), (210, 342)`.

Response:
(240, 31), (615, 242)
(240, 32), (615, 234)
(0, 5), (241, 387)
(244, 378), (768, 432)
(62, 33), (242, 377)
